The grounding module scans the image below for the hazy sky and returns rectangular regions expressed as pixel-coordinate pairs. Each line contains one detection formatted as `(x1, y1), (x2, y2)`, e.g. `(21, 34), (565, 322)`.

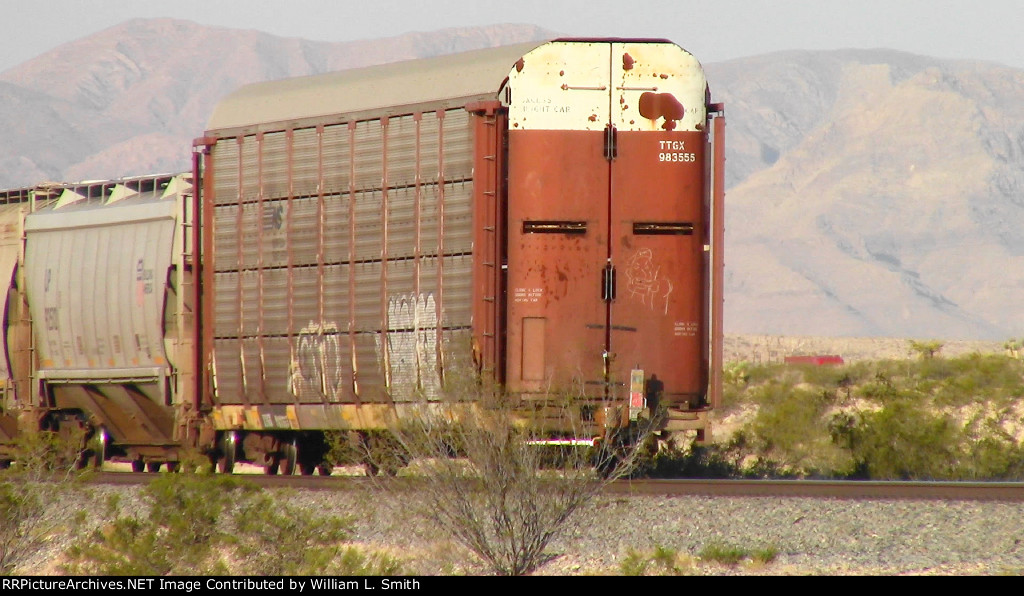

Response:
(3, 0), (1023, 73)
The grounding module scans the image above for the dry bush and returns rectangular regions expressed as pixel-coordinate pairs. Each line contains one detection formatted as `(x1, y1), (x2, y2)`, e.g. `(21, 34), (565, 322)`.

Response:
(366, 374), (658, 576)
(0, 429), (90, 575)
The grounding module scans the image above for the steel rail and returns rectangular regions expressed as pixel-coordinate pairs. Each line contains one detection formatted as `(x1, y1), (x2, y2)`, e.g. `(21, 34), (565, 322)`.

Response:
(89, 472), (1024, 502)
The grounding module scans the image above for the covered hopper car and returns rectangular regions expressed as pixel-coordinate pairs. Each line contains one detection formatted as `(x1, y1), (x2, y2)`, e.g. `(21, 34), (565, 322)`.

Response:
(0, 38), (724, 473)
(0, 175), (196, 471)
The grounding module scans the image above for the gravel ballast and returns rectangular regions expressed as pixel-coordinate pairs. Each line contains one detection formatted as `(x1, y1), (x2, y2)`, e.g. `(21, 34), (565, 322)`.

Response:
(20, 484), (1024, 576)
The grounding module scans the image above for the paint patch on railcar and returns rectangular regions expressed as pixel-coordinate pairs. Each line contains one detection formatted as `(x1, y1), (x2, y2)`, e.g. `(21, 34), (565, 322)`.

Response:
(638, 92), (685, 131)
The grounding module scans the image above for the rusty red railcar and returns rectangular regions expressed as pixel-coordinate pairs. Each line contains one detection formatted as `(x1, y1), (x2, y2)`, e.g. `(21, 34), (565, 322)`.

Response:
(196, 39), (724, 473)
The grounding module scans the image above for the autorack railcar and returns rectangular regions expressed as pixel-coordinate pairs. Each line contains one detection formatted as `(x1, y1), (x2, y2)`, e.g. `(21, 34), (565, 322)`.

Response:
(195, 38), (724, 473)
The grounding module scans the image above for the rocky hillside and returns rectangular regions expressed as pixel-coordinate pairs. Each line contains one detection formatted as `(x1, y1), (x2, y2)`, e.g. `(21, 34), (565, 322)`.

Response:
(2, 21), (1023, 341)
(0, 18), (551, 184)
(708, 51), (1024, 340)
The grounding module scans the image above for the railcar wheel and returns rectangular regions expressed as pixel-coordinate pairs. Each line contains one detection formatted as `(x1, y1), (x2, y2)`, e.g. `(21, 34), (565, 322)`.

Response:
(87, 427), (108, 469)
(217, 431), (237, 474)
(317, 464), (332, 476)
(280, 440), (298, 476)
(146, 462), (161, 473)
(131, 459), (145, 473)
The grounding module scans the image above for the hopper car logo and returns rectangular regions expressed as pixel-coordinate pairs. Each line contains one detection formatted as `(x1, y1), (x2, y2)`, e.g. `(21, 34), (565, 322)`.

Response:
(44, 307), (59, 331)
(135, 259), (155, 305)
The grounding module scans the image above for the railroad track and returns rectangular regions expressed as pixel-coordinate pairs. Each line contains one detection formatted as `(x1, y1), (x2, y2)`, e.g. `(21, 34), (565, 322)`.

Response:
(91, 471), (1024, 502)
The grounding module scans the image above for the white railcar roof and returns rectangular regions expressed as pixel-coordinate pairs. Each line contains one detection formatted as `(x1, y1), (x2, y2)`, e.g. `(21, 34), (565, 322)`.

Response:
(206, 41), (546, 133)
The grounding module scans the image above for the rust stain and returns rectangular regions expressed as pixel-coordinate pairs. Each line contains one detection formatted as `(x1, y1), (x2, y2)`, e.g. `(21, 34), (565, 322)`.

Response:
(515, 58), (525, 73)
(559, 70), (565, 76)
(622, 53), (635, 71)
(660, 73), (669, 79)
(638, 92), (685, 130)
(589, 114), (598, 122)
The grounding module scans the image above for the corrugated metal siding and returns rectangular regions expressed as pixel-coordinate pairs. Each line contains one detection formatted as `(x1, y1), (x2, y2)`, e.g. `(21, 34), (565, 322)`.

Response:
(0, 205), (24, 387)
(209, 107), (476, 408)
(25, 202), (176, 375)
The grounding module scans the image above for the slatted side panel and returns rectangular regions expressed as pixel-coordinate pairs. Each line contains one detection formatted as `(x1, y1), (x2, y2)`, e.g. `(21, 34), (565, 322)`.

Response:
(207, 108), (475, 408)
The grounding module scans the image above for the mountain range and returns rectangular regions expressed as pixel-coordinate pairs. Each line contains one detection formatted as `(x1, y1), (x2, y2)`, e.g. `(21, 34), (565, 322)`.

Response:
(2, 19), (1023, 341)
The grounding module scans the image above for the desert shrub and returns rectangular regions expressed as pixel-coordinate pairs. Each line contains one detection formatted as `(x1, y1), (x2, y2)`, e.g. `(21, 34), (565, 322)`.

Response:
(926, 354), (1024, 408)
(855, 370), (910, 401)
(65, 473), (255, 575)
(721, 362), (783, 407)
(958, 436), (1024, 480)
(234, 493), (403, 575)
(365, 373), (658, 576)
(908, 340), (944, 360)
(843, 400), (963, 480)
(642, 441), (739, 479)
(792, 363), (853, 388)
(67, 472), (396, 576)
(619, 549), (651, 576)
(699, 540), (777, 566)
(719, 349), (1024, 481)
(619, 544), (701, 576)
(745, 382), (853, 475)
(0, 430), (89, 575)
(698, 540), (745, 565)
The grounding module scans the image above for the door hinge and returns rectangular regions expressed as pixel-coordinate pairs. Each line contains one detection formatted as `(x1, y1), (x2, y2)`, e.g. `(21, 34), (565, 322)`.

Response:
(604, 124), (618, 161)
(601, 261), (616, 301)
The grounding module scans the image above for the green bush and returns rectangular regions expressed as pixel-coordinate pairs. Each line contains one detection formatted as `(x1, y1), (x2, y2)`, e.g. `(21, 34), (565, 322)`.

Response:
(699, 540), (777, 566)
(234, 492), (403, 576)
(619, 549), (650, 576)
(642, 441), (740, 479)
(65, 473), (255, 575)
(716, 351), (1024, 481)
(746, 382), (853, 475)
(65, 472), (401, 576)
(842, 400), (963, 480)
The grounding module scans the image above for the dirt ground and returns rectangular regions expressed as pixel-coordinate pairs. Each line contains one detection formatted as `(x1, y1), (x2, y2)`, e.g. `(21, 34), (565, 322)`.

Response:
(723, 334), (1006, 364)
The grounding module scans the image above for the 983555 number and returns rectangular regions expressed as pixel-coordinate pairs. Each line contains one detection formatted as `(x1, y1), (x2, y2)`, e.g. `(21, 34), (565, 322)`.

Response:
(659, 152), (696, 162)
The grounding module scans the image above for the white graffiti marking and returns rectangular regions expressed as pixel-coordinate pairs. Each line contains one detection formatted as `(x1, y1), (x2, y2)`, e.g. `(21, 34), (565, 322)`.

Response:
(624, 248), (674, 315)
(376, 293), (441, 400)
(290, 321), (343, 401)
